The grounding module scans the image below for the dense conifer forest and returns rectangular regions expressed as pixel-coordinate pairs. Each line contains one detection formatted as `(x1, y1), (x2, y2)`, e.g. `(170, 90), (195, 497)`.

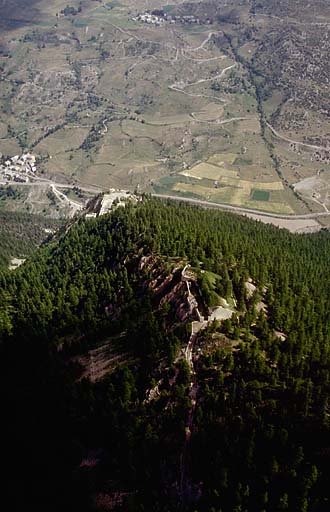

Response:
(1, 198), (330, 511)
(0, 210), (62, 268)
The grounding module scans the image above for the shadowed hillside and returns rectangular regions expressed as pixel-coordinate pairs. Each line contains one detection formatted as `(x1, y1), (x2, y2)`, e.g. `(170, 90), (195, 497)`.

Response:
(1, 198), (330, 510)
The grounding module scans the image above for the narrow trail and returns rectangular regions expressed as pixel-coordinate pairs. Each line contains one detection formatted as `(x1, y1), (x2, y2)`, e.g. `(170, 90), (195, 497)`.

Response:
(187, 31), (220, 52)
(185, 64), (236, 88)
(178, 265), (206, 507)
(108, 21), (177, 52)
(177, 264), (236, 506)
(179, 329), (199, 507)
(168, 85), (226, 103)
(190, 112), (252, 125)
(182, 53), (226, 63)
(169, 64), (235, 105)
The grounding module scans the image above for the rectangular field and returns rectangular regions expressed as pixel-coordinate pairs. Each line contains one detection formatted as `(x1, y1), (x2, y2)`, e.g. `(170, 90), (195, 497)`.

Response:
(181, 163), (239, 181)
(207, 153), (238, 166)
(171, 176), (293, 214)
(251, 189), (270, 201)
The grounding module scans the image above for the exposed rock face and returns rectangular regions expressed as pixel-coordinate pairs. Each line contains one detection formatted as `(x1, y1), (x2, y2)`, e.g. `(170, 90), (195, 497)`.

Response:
(141, 255), (201, 323)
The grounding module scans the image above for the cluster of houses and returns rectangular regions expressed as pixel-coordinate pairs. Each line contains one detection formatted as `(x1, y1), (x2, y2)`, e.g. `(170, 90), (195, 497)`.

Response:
(132, 13), (165, 26)
(164, 14), (207, 25)
(0, 152), (37, 182)
(133, 11), (209, 26)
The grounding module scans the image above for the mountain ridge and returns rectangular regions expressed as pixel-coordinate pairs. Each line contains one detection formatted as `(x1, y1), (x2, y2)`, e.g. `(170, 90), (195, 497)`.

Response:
(2, 198), (330, 510)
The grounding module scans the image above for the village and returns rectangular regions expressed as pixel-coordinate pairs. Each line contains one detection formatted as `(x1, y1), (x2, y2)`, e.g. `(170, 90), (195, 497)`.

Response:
(132, 13), (165, 26)
(132, 11), (207, 26)
(0, 153), (37, 183)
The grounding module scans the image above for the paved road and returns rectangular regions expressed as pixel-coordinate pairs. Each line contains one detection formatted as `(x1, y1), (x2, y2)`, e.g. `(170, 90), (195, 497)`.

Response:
(50, 184), (83, 212)
(152, 193), (330, 220)
(0, 178), (105, 194)
(3, 178), (329, 222)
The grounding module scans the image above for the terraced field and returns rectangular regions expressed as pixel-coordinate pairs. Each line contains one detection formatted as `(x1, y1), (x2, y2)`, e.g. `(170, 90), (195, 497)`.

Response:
(0, 0), (329, 217)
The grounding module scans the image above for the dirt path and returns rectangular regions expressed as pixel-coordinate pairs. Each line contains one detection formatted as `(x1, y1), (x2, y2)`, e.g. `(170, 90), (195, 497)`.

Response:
(179, 331), (199, 506)
(170, 63), (235, 91)
(179, 264), (232, 506)
(179, 319), (203, 506)
(108, 21), (177, 52)
(185, 64), (236, 88)
(168, 84), (226, 103)
(179, 265), (201, 503)
(182, 53), (226, 63)
(266, 122), (330, 152)
(169, 64), (235, 105)
(187, 31), (220, 52)
(190, 112), (252, 125)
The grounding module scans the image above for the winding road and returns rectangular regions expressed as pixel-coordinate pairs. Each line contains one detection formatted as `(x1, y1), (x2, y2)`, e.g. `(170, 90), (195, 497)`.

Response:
(50, 184), (83, 213)
(169, 64), (235, 105)
(266, 122), (330, 152)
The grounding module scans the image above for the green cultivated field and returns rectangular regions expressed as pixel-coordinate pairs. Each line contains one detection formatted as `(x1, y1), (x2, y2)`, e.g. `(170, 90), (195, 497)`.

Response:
(251, 189), (270, 202)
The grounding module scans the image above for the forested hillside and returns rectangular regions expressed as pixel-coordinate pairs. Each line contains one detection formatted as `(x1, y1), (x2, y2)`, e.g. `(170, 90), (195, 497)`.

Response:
(0, 209), (62, 268)
(1, 198), (330, 511)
